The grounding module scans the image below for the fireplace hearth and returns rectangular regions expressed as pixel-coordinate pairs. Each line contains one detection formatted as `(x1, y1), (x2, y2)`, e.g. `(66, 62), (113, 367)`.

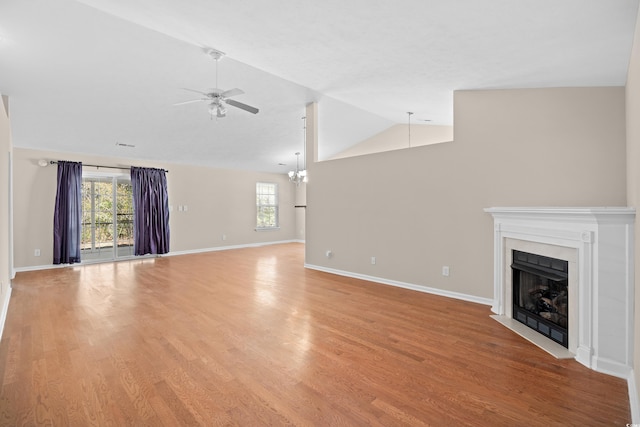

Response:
(512, 250), (568, 348)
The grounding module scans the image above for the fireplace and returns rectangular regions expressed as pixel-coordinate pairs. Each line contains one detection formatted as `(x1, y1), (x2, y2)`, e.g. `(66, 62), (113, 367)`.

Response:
(485, 207), (634, 379)
(511, 250), (568, 348)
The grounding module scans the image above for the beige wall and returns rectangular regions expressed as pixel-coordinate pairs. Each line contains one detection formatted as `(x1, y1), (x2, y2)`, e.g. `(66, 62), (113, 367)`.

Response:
(330, 123), (453, 160)
(0, 96), (12, 311)
(306, 87), (626, 299)
(627, 4), (640, 417)
(12, 148), (298, 269)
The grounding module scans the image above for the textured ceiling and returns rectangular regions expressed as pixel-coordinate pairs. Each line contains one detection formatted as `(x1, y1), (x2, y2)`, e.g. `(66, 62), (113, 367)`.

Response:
(0, 0), (637, 172)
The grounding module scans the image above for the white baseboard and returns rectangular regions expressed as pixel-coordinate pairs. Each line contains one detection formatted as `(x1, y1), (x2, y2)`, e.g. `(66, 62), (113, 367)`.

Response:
(592, 355), (633, 380)
(629, 370), (640, 423)
(165, 240), (303, 257)
(13, 240), (305, 272)
(0, 285), (11, 342)
(304, 263), (493, 306)
(13, 262), (68, 273)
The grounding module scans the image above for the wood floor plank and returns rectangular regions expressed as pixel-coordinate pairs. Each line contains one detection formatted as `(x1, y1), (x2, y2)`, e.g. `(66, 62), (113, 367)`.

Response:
(0, 243), (631, 425)
(153, 379), (201, 426)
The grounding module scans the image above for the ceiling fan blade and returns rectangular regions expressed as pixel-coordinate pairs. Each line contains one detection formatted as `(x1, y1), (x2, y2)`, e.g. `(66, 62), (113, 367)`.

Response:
(221, 88), (244, 98)
(182, 88), (209, 96)
(226, 99), (259, 114)
(173, 98), (206, 106)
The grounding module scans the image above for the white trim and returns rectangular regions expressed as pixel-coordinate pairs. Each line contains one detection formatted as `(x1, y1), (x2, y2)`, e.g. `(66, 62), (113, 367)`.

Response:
(166, 240), (301, 257)
(254, 227), (280, 232)
(13, 240), (304, 272)
(629, 370), (640, 423)
(14, 254), (156, 272)
(13, 263), (69, 273)
(8, 151), (14, 280)
(82, 170), (130, 179)
(304, 263), (493, 306)
(0, 286), (11, 341)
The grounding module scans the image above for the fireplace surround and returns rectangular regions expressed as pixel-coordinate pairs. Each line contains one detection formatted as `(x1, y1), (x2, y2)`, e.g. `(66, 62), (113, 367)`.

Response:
(485, 207), (635, 379)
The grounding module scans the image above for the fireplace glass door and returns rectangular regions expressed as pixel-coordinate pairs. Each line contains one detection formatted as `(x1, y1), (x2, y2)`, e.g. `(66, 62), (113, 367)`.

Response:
(512, 250), (569, 348)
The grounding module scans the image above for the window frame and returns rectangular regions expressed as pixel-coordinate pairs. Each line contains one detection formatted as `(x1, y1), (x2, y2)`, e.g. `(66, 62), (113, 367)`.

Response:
(255, 182), (280, 231)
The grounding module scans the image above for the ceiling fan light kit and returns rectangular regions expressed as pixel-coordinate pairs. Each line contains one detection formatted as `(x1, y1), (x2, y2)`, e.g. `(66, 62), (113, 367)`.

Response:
(209, 102), (226, 118)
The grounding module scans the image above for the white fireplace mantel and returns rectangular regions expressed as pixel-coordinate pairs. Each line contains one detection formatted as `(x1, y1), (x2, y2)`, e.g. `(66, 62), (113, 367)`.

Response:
(485, 207), (635, 379)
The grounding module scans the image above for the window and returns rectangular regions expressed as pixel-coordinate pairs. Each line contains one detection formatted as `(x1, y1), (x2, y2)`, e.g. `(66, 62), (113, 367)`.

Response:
(256, 182), (279, 229)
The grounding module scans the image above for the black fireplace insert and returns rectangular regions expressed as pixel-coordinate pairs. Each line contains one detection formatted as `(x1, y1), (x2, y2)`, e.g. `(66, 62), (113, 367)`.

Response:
(512, 250), (569, 348)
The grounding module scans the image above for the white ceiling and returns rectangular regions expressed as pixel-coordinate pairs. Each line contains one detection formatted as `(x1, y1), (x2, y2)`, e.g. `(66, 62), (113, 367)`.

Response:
(0, 0), (638, 172)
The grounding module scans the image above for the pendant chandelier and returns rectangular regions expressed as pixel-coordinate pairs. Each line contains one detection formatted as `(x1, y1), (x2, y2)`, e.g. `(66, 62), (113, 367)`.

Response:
(288, 116), (307, 185)
(288, 152), (307, 185)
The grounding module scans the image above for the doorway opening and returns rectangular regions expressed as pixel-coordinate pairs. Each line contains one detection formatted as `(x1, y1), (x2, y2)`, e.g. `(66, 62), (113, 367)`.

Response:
(81, 173), (134, 261)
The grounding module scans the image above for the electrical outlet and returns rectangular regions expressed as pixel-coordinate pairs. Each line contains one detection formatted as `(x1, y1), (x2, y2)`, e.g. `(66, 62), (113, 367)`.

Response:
(371, 256), (376, 265)
(442, 266), (450, 276)
(34, 249), (41, 257)
(326, 250), (332, 258)
(222, 234), (226, 241)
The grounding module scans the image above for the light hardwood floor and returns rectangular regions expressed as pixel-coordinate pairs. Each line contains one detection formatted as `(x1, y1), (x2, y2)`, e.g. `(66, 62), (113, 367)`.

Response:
(0, 243), (630, 425)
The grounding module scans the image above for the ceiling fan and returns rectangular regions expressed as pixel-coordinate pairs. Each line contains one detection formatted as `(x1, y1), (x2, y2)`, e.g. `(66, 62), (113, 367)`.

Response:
(175, 48), (259, 118)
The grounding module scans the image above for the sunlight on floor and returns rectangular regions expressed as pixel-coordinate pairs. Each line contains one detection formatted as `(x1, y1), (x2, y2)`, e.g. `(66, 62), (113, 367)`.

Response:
(253, 255), (278, 306)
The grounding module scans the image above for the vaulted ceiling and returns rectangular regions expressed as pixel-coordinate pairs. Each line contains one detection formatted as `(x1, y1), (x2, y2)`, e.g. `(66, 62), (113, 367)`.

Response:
(0, 0), (637, 172)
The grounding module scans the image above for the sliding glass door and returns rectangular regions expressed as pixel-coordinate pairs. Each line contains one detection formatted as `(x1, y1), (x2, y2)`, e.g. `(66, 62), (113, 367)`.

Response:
(81, 173), (133, 261)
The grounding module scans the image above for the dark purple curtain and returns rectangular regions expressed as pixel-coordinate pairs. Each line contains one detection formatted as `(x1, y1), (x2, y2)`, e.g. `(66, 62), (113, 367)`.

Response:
(131, 166), (170, 255)
(53, 161), (82, 264)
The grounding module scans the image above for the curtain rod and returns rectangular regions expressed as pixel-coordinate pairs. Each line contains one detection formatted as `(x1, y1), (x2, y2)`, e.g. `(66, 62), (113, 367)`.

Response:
(49, 160), (169, 173)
